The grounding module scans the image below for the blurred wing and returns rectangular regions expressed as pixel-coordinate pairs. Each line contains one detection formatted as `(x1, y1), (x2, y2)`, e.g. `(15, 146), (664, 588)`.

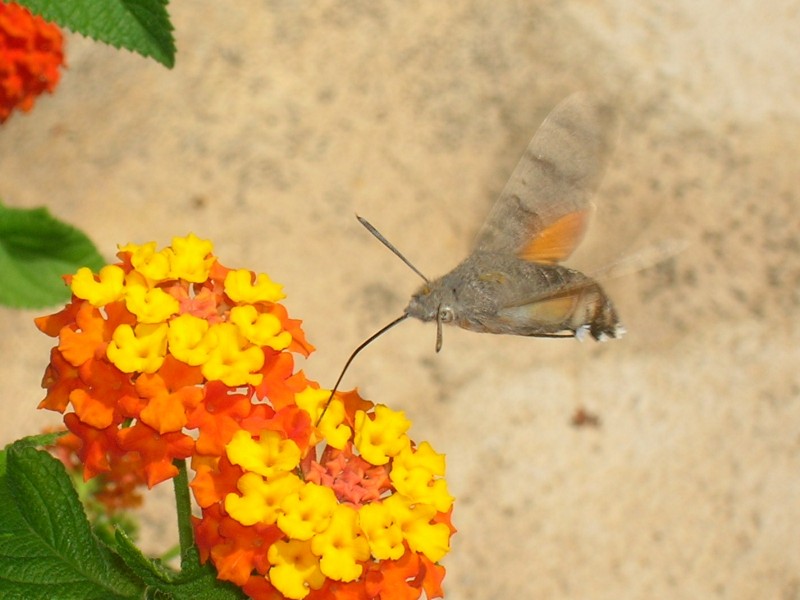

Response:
(473, 93), (618, 263)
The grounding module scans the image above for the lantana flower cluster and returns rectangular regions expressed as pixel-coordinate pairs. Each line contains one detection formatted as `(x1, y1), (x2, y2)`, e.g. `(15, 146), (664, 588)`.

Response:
(36, 234), (455, 599)
(0, 2), (64, 123)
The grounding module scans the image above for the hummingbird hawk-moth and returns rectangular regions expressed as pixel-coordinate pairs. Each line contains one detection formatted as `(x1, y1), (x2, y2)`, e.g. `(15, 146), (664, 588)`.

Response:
(362, 92), (623, 352)
(321, 93), (623, 412)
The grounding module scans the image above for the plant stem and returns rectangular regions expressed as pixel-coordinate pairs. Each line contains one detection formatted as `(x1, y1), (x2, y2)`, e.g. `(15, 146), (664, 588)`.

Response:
(172, 458), (199, 569)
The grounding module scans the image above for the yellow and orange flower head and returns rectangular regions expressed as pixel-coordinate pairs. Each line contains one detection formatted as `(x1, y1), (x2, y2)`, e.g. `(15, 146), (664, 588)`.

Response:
(198, 394), (454, 600)
(36, 234), (455, 599)
(36, 234), (313, 488)
(0, 2), (64, 123)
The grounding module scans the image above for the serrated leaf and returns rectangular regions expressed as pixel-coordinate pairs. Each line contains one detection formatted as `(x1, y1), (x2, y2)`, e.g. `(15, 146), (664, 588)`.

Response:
(159, 561), (246, 600)
(10, 431), (67, 449)
(114, 530), (245, 600)
(115, 528), (178, 586)
(0, 444), (144, 600)
(0, 202), (105, 309)
(14, 0), (176, 68)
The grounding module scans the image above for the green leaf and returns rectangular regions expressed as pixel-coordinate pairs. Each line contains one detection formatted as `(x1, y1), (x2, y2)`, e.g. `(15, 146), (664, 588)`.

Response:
(162, 562), (246, 600)
(10, 431), (67, 449)
(114, 528), (178, 586)
(114, 530), (246, 599)
(0, 444), (144, 599)
(14, 0), (176, 68)
(0, 202), (105, 309)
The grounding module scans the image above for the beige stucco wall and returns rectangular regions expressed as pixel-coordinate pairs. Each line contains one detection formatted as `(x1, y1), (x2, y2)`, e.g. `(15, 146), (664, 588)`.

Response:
(1, 2), (799, 598)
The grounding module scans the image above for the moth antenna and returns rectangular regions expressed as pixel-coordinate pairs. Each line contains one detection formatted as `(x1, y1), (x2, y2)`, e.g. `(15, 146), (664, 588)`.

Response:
(317, 313), (410, 426)
(356, 215), (429, 283)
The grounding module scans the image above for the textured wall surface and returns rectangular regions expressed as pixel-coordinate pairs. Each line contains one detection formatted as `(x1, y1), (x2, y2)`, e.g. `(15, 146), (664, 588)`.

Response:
(1, 2), (799, 598)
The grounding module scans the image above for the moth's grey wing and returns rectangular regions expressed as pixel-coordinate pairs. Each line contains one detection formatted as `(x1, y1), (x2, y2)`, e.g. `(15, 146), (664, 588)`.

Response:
(473, 93), (618, 261)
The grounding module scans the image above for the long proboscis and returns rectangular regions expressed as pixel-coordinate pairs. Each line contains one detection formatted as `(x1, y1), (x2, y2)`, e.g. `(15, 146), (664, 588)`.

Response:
(317, 313), (410, 425)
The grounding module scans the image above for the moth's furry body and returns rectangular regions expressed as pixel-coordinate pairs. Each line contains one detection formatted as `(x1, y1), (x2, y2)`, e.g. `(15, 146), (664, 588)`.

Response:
(406, 252), (621, 340)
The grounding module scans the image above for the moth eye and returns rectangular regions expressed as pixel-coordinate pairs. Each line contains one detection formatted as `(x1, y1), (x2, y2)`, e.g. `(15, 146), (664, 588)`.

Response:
(439, 306), (455, 323)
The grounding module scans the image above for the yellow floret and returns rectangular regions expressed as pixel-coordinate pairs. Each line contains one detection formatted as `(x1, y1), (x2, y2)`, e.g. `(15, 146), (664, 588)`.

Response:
(225, 430), (301, 479)
(123, 275), (179, 324)
(224, 471), (303, 526)
(224, 269), (285, 303)
(294, 388), (351, 449)
(71, 265), (125, 306)
(230, 305), (291, 350)
(268, 539), (325, 599)
(310, 505), (370, 582)
(120, 241), (170, 283)
(389, 441), (454, 512)
(383, 493), (450, 563)
(354, 405), (411, 466)
(201, 323), (264, 386)
(167, 314), (211, 365)
(166, 233), (214, 283)
(358, 501), (405, 560)
(277, 482), (338, 540)
(106, 323), (168, 374)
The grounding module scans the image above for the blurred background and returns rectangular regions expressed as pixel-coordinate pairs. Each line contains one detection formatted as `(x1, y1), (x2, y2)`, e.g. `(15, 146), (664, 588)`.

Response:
(1, 1), (799, 598)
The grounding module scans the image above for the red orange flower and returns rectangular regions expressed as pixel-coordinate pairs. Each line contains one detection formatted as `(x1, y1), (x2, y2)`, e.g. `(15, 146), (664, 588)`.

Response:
(36, 234), (314, 488)
(195, 388), (454, 599)
(0, 2), (64, 122)
(45, 426), (145, 534)
(37, 234), (455, 599)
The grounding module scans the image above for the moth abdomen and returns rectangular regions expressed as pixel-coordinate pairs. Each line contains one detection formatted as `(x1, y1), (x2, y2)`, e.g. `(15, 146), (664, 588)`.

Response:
(572, 280), (623, 341)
